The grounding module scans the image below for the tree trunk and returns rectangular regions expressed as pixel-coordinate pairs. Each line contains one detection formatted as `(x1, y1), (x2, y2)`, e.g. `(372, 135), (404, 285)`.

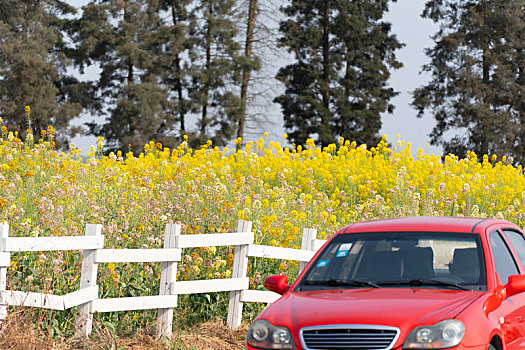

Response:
(128, 59), (133, 86)
(320, 0), (330, 145)
(201, 0), (213, 137)
(171, 4), (186, 132)
(481, 39), (490, 156)
(479, 0), (491, 156)
(237, 0), (258, 140)
(342, 56), (351, 137)
(175, 54), (185, 132)
(518, 48), (525, 164)
(322, 0), (330, 108)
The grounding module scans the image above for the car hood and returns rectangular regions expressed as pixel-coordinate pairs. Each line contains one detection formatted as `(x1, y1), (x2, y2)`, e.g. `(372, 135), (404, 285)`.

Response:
(260, 288), (484, 349)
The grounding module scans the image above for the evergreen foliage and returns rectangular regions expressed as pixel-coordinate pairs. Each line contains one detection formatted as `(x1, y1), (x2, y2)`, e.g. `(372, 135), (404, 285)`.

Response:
(0, 0), (85, 146)
(13, 0), (521, 158)
(413, 0), (525, 163)
(274, 0), (403, 147)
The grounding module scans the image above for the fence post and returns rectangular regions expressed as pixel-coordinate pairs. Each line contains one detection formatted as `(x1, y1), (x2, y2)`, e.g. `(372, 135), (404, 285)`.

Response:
(299, 228), (317, 274)
(226, 220), (252, 329)
(75, 224), (102, 338)
(156, 223), (181, 340)
(0, 223), (9, 321)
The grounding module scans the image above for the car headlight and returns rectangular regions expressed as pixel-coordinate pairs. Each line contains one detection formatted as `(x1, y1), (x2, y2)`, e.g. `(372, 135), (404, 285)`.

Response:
(403, 320), (464, 349)
(247, 319), (295, 349)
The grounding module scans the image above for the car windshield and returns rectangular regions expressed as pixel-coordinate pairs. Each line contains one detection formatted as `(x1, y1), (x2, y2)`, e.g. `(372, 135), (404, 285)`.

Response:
(297, 231), (486, 291)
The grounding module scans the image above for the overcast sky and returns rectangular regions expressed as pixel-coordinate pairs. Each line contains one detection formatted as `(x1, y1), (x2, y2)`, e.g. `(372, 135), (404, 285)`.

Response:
(68, 0), (441, 155)
(381, 0), (440, 155)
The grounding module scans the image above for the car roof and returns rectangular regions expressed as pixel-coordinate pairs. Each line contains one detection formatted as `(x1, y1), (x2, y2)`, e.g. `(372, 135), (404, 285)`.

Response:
(339, 216), (513, 234)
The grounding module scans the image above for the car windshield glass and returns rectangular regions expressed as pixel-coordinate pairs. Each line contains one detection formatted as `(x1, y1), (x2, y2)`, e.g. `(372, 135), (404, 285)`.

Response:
(297, 231), (486, 291)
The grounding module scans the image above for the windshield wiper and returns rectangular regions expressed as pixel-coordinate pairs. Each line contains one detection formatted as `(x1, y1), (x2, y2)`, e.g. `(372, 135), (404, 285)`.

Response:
(305, 279), (380, 288)
(376, 279), (470, 291)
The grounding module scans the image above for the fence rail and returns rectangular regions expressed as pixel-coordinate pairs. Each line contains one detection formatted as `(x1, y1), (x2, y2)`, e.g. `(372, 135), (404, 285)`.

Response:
(0, 220), (326, 339)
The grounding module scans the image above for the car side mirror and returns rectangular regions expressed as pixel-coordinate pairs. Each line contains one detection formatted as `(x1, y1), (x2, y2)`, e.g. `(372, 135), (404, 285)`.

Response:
(264, 275), (291, 295)
(505, 274), (525, 298)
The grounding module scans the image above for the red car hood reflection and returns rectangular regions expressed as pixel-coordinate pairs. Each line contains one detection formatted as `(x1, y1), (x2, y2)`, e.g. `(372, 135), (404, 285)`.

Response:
(260, 288), (484, 348)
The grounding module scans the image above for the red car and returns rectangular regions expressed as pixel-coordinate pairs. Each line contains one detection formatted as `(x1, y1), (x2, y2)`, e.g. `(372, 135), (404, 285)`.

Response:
(246, 217), (525, 350)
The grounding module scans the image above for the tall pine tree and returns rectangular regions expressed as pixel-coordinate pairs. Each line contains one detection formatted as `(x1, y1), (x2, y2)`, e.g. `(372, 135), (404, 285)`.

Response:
(275, 0), (403, 147)
(156, 0), (193, 136)
(73, 0), (171, 154)
(187, 0), (243, 146)
(413, 0), (525, 162)
(237, 0), (262, 140)
(0, 0), (84, 146)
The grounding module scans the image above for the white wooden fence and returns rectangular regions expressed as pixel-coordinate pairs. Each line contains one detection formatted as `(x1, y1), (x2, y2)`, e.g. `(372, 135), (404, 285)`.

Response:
(0, 221), (327, 339)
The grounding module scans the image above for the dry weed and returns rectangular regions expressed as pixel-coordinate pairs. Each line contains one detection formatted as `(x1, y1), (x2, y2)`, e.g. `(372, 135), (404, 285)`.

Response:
(0, 311), (247, 350)
(0, 310), (64, 349)
(171, 320), (247, 350)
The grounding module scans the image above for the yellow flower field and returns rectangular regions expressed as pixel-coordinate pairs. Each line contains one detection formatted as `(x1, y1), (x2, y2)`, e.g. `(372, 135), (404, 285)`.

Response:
(1, 118), (525, 334)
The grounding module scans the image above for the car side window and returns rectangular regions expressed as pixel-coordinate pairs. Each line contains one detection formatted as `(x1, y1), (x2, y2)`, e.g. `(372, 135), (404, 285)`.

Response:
(490, 230), (520, 284)
(502, 229), (525, 271)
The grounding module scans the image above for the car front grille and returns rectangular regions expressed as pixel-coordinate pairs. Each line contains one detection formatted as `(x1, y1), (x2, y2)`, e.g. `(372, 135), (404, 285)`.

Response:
(300, 325), (400, 350)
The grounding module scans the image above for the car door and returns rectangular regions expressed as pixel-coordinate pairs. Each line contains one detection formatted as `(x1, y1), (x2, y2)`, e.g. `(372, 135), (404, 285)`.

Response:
(489, 227), (525, 349)
(500, 227), (525, 345)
